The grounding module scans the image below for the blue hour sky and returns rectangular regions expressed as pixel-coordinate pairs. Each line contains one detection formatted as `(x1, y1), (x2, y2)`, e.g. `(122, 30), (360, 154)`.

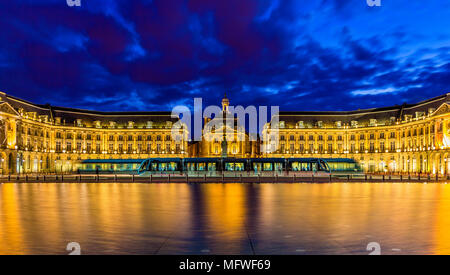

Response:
(0, 0), (449, 112)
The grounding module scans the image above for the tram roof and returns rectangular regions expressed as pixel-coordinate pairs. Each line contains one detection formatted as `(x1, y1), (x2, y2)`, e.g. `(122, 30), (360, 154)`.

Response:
(285, 158), (357, 163)
(184, 158), (222, 163)
(142, 158), (182, 162)
(322, 158), (357, 163)
(249, 158), (286, 162)
(82, 159), (144, 164)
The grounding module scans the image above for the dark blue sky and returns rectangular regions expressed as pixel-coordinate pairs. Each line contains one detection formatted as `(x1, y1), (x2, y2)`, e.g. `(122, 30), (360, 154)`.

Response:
(0, 0), (449, 112)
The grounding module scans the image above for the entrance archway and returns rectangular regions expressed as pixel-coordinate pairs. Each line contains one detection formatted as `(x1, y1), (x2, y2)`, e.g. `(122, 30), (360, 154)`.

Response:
(7, 153), (15, 174)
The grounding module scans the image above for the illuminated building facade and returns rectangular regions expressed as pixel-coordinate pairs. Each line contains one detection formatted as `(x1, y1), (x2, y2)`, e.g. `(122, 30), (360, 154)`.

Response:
(0, 91), (450, 174)
(0, 92), (188, 174)
(263, 93), (450, 174)
(188, 94), (260, 158)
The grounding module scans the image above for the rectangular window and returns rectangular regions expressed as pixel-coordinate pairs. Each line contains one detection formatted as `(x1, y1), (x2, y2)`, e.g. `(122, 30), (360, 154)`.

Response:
(390, 142), (396, 151)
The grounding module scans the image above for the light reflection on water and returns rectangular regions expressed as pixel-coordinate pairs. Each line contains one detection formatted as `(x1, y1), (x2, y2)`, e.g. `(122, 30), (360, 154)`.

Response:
(1, 182), (450, 255)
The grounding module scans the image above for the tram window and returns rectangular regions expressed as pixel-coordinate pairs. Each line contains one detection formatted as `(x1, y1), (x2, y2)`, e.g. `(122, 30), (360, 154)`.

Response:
(295, 162), (309, 171)
(226, 162), (244, 171)
(208, 163), (216, 171)
(225, 163), (234, 171)
(187, 163), (195, 171)
(167, 162), (177, 171)
(151, 163), (158, 171)
(198, 163), (206, 171)
(274, 163), (283, 171)
(159, 163), (167, 171)
(319, 161), (328, 171)
(263, 163), (273, 171)
(292, 162), (299, 171)
(304, 163), (309, 171)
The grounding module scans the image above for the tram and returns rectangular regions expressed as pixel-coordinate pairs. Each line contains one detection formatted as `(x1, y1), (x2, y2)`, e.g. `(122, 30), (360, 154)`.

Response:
(322, 158), (364, 177)
(78, 159), (144, 174)
(79, 157), (363, 177)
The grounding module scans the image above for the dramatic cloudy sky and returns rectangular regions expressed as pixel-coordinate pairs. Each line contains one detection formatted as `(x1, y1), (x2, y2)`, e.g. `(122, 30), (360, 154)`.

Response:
(0, 0), (449, 112)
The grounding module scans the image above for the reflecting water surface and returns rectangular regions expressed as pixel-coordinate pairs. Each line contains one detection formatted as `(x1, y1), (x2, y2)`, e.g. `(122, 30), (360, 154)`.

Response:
(1, 182), (450, 255)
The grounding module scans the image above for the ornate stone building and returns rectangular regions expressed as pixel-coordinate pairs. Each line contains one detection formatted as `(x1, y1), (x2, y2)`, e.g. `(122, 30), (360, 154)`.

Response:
(1, 91), (450, 174)
(0, 92), (188, 174)
(188, 94), (260, 158)
(263, 93), (450, 174)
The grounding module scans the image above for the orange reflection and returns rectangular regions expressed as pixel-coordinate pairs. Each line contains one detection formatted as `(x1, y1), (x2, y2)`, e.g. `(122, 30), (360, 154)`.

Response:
(432, 184), (450, 254)
(204, 184), (247, 243)
(0, 184), (27, 254)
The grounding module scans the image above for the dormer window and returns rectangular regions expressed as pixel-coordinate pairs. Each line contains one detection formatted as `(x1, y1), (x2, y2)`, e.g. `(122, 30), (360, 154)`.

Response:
(298, 121), (304, 128)
(94, 121), (102, 128)
(39, 115), (49, 123)
(318, 121), (323, 128)
(369, 119), (377, 126)
(127, 121), (135, 129)
(428, 108), (436, 115)
(351, 120), (358, 128)
(146, 121), (153, 129)
(76, 119), (83, 127)
(109, 121), (117, 129)
(335, 121), (342, 128)
(415, 112), (425, 119)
